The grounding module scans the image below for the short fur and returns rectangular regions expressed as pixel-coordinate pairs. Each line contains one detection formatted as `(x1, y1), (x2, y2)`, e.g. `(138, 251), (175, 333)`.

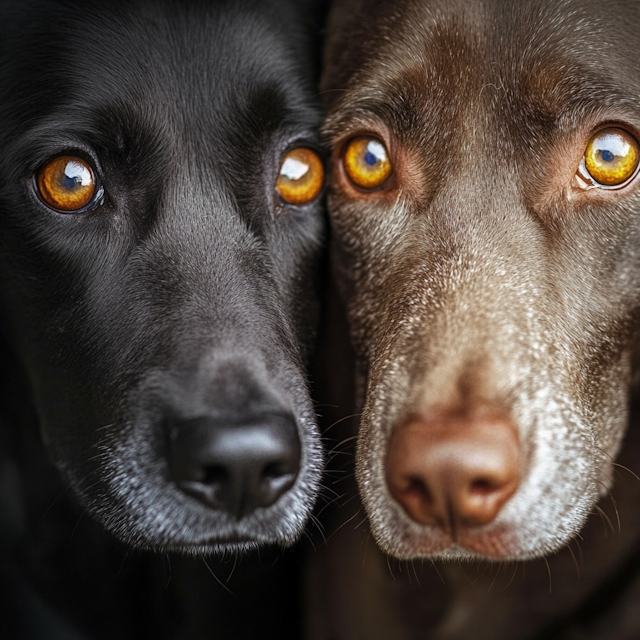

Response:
(309, 0), (640, 638)
(0, 0), (325, 636)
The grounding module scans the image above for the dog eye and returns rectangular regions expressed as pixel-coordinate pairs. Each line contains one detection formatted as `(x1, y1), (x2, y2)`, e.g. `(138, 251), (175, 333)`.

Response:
(36, 156), (99, 212)
(276, 148), (324, 205)
(583, 128), (639, 188)
(343, 136), (392, 190)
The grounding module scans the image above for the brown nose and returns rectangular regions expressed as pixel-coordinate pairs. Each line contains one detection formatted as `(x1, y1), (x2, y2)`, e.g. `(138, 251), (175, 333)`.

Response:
(386, 414), (521, 533)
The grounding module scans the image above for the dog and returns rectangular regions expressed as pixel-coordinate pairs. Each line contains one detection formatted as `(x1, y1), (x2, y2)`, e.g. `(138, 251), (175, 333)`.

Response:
(0, 0), (326, 636)
(308, 0), (640, 638)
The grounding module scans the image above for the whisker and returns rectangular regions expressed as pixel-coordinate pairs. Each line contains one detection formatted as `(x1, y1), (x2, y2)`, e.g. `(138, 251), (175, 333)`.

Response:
(270, 551), (283, 568)
(316, 490), (359, 516)
(502, 562), (519, 591)
(386, 555), (396, 580)
(322, 413), (363, 435)
(226, 554), (238, 583)
(543, 556), (552, 594)
(431, 561), (446, 585)
(361, 533), (371, 567)
(309, 514), (328, 545)
(118, 548), (131, 577)
(201, 555), (236, 596)
(596, 447), (640, 482)
(594, 504), (615, 536)
(39, 485), (73, 524)
(164, 554), (172, 589)
(317, 485), (341, 500)
(70, 508), (87, 542)
(411, 559), (421, 586)
(327, 450), (354, 460)
(330, 473), (357, 487)
(567, 543), (580, 580)
(599, 482), (621, 533)
(324, 507), (363, 542)
(302, 529), (317, 552)
(331, 434), (359, 449)
(612, 462), (640, 482)
(95, 423), (115, 432)
(573, 537), (585, 565)
(488, 562), (501, 592)
(324, 467), (349, 474)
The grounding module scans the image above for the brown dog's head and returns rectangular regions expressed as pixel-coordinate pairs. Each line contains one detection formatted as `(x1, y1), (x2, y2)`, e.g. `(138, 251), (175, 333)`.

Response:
(322, 0), (640, 561)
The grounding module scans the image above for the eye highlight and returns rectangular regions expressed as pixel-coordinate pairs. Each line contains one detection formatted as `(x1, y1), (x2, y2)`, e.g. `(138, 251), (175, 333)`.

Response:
(36, 156), (98, 212)
(276, 147), (324, 205)
(343, 136), (392, 190)
(582, 128), (639, 188)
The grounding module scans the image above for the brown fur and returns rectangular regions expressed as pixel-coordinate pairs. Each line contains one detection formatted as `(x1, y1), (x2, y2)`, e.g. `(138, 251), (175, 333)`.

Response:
(310, 0), (640, 637)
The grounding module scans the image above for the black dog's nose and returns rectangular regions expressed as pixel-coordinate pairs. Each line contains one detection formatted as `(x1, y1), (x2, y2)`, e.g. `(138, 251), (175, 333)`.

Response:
(167, 415), (300, 518)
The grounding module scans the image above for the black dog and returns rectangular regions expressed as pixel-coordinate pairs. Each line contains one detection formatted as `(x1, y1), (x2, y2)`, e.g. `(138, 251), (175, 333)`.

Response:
(0, 0), (325, 636)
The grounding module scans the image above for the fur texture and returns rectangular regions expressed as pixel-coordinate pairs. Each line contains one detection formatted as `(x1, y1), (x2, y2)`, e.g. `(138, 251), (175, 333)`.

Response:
(0, 0), (327, 553)
(307, 2), (640, 638)
(322, 0), (640, 562)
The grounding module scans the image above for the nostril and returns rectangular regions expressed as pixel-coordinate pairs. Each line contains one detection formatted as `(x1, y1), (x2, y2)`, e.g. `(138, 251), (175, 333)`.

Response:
(469, 478), (497, 495)
(262, 462), (290, 481)
(405, 477), (433, 506)
(202, 465), (228, 486)
(387, 476), (437, 526)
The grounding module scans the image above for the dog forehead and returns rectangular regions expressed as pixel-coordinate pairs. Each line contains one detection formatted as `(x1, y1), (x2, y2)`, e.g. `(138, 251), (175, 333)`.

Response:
(323, 0), (640, 149)
(1, 0), (312, 143)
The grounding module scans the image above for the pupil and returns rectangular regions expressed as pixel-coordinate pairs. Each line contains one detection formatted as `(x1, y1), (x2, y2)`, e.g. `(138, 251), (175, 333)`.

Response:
(601, 149), (615, 163)
(63, 174), (80, 190)
(364, 150), (377, 166)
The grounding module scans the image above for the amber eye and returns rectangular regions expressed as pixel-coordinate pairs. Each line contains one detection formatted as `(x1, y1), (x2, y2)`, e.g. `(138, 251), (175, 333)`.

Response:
(343, 136), (392, 190)
(276, 147), (324, 205)
(36, 155), (98, 212)
(583, 128), (640, 187)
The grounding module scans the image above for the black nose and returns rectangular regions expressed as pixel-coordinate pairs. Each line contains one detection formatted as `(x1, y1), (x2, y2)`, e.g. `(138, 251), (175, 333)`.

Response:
(167, 414), (301, 518)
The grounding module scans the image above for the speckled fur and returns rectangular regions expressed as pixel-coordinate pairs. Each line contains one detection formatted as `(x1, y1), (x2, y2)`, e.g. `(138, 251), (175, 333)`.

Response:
(0, 0), (326, 554)
(322, 0), (640, 561)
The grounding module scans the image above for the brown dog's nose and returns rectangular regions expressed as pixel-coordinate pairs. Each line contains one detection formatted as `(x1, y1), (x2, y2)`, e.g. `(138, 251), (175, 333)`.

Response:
(386, 414), (520, 533)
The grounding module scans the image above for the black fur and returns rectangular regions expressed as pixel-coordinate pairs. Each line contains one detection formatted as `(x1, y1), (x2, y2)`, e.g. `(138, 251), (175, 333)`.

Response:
(0, 0), (326, 636)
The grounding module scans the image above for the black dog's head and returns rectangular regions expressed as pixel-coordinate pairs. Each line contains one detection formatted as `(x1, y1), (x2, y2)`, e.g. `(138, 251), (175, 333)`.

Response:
(0, 0), (326, 552)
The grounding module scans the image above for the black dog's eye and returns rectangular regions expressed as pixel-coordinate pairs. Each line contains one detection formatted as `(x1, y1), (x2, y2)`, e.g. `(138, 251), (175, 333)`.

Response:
(276, 148), (324, 205)
(343, 136), (392, 190)
(583, 128), (639, 187)
(36, 156), (99, 212)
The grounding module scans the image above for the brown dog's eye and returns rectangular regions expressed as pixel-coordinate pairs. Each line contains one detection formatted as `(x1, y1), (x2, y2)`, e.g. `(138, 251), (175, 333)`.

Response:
(583, 128), (639, 187)
(36, 156), (98, 212)
(276, 148), (324, 205)
(343, 136), (392, 190)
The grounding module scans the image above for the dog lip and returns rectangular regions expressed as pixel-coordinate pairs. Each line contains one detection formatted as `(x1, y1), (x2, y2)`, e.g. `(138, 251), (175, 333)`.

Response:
(158, 529), (283, 549)
(391, 521), (518, 560)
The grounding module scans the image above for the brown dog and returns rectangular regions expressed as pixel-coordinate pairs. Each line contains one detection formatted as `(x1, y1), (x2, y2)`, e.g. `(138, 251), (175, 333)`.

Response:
(309, 0), (640, 637)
